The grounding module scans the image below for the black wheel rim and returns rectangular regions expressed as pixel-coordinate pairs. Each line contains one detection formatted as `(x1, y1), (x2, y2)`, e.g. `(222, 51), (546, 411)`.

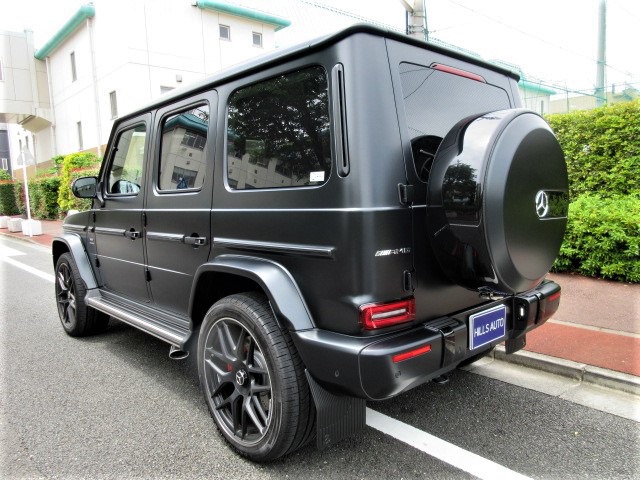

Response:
(203, 318), (272, 446)
(56, 262), (76, 329)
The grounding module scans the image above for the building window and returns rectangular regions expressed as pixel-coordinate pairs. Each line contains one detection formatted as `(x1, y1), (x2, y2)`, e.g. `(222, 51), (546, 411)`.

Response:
(1, 158), (8, 170)
(252, 32), (262, 48)
(219, 24), (230, 40)
(160, 86), (174, 95)
(110, 91), (118, 119)
(70, 51), (77, 82)
(77, 121), (83, 150)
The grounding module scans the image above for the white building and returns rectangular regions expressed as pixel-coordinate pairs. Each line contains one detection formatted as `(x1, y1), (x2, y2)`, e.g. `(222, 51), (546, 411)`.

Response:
(0, 0), (290, 175)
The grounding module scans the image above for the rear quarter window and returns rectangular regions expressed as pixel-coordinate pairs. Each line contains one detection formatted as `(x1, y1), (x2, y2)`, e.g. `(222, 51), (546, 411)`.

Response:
(226, 66), (331, 190)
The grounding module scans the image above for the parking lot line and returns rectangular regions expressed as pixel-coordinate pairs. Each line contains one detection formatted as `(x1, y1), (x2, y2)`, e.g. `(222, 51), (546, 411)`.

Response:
(366, 408), (532, 480)
(0, 255), (55, 284)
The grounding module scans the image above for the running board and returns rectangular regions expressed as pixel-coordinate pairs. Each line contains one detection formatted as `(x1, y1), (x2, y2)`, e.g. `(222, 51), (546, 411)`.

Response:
(85, 289), (192, 348)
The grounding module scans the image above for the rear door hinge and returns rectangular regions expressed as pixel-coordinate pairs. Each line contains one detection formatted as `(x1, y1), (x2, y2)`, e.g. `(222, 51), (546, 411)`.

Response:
(398, 184), (415, 205)
(145, 269), (152, 282)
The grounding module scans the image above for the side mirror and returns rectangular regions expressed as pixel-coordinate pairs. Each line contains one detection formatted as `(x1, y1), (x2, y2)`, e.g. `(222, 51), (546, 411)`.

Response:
(72, 176), (98, 199)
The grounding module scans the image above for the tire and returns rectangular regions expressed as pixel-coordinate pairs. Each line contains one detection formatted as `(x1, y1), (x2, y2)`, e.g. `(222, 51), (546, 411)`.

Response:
(197, 292), (315, 461)
(426, 109), (569, 294)
(55, 253), (109, 336)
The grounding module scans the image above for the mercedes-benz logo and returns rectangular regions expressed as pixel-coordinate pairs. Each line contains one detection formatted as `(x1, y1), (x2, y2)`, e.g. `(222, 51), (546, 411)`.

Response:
(235, 369), (248, 386)
(535, 191), (550, 218)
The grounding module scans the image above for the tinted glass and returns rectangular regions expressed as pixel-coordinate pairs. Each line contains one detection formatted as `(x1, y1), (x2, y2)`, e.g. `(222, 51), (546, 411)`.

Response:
(107, 124), (146, 195)
(159, 105), (210, 190)
(399, 62), (511, 140)
(227, 66), (331, 190)
(399, 62), (511, 183)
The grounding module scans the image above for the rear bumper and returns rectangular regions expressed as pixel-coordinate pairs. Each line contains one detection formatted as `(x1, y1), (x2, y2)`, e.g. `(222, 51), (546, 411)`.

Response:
(292, 280), (561, 400)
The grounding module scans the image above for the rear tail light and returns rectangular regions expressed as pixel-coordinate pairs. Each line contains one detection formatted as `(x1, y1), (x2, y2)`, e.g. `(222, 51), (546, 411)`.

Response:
(360, 298), (416, 330)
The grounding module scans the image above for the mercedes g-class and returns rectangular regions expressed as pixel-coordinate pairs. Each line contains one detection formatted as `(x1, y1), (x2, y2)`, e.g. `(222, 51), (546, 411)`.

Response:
(53, 25), (568, 461)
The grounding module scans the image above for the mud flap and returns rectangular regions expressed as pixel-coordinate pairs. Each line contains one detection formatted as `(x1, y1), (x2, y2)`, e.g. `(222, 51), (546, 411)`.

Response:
(305, 370), (366, 450)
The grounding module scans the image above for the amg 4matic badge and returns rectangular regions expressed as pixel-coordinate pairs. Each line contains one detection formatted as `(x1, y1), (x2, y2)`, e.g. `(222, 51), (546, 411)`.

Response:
(469, 304), (507, 350)
(375, 248), (412, 257)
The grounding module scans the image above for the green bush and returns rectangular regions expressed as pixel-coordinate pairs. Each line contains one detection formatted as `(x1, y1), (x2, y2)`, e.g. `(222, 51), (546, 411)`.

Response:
(28, 176), (61, 219)
(553, 193), (640, 282)
(13, 181), (25, 216)
(547, 100), (640, 199)
(0, 181), (19, 216)
(546, 100), (640, 282)
(58, 152), (101, 212)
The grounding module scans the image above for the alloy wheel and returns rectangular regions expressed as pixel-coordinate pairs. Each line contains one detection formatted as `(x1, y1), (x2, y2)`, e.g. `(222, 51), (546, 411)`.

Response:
(203, 318), (272, 446)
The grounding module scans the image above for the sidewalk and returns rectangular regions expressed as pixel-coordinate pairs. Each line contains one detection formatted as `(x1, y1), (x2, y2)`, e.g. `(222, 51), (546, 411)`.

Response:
(1, 217), (638, 393)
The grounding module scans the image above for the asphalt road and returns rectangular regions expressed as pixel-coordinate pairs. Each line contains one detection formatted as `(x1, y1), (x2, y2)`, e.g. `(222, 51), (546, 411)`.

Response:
(1, 236), (638, 480)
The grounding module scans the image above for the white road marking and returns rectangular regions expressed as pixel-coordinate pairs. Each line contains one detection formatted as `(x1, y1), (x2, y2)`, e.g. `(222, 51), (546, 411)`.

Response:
(0, 245), (27, 257)
(366, 408), (533, 480)
(0, 256), (55, 283)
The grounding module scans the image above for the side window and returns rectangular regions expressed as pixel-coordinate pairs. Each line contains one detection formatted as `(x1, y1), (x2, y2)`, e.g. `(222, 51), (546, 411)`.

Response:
(107, 124), (146, 195)
(227, 66), (331, 190)
(158, 104), (210, 191)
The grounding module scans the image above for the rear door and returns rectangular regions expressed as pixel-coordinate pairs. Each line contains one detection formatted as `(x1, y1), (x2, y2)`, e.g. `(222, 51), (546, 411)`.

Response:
(94, 116), (150, 302)
(144, 92), (217, 315)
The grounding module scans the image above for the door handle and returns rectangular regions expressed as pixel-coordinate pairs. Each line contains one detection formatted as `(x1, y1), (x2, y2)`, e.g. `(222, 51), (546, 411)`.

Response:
(125, 230), (141, 240)
(183, 235), (207, 246)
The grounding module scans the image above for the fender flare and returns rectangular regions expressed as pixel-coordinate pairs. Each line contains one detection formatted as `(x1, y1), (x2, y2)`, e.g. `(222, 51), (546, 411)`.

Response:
(190, 254), (315, 331)
(51, 234), (98, 290)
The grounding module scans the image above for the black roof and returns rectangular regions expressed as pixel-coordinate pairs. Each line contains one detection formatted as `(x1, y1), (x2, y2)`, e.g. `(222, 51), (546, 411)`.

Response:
(120, 24), (519, 123)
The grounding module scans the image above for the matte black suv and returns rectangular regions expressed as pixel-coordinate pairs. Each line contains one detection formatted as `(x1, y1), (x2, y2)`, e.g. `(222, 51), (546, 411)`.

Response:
(53, 25), (568, 461)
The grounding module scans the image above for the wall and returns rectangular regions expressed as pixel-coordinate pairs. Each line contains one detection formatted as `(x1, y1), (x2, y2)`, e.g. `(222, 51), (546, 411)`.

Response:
(43, 0), (280, 157)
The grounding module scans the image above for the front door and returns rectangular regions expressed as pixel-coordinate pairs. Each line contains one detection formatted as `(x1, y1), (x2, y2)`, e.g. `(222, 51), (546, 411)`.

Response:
(144, 94), (216, 315)
(93, 116), (150, 302)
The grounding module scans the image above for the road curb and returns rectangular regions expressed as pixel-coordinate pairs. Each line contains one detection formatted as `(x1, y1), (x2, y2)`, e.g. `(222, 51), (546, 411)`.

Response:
(493, 345), (640, 396)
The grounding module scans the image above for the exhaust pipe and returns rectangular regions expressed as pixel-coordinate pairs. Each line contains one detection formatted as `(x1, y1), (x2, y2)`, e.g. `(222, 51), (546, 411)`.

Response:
(169, 345), (189, 360)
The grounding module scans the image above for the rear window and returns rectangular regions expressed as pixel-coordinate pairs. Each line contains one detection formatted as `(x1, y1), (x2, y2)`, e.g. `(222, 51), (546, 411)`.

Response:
(226, 66), (331, 190)
(399, 62), (511, 181)
(399, 62), (511, 139)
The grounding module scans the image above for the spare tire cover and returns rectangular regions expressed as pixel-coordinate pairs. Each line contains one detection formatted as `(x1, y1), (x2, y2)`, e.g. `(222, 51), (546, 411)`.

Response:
(426, 109), (568, 294)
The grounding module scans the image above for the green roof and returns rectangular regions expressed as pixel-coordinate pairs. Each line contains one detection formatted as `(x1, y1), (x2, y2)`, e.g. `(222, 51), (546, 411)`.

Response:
(519, 79), (556, 96)
(34, 4), (95, 60)
(195, 0), (291, 31)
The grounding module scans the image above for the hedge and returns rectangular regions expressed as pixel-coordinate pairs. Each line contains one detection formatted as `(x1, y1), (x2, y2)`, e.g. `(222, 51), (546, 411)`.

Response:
(547, 100), (640, 282)
(0, 181), (19, 216)
(57, 152), (101, 212)
(546, 100), (640, 199)
(553, 193), (640, 282)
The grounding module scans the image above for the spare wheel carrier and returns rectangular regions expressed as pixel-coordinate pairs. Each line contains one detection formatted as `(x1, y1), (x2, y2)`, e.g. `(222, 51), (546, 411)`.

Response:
(426, 109), (569, 295)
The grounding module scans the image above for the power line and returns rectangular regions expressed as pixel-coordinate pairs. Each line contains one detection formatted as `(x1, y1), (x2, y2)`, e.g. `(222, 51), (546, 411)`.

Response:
(445, 0), (632, 81)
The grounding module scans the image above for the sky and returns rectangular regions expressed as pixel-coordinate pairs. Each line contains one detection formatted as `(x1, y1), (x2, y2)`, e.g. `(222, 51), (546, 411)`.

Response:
(1, 0), (638, 95)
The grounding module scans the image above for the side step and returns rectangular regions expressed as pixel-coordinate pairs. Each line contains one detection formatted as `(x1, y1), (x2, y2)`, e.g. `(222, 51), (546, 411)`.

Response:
(85, 289), (192, 348)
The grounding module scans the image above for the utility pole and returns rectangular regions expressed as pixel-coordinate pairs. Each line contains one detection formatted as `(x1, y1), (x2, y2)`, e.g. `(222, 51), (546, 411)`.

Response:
(595, 0), (607, 107)
(400, 0), (428, 42)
